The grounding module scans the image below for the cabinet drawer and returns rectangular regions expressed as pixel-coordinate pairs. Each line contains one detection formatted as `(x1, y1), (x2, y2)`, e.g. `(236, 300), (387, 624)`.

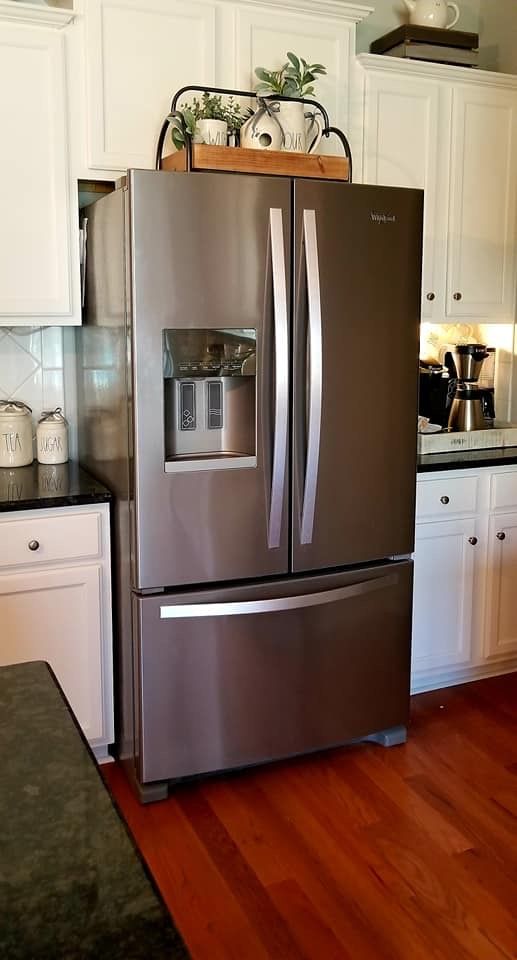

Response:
(0, 512), (101, 568)
(490, 471), (517, 511)
(416, 476), (478, 519)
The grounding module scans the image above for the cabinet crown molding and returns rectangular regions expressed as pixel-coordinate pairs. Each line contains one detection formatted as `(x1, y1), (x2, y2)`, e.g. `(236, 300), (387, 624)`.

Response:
(357, 53), (517, 89)
(0, 0), (75, 28)
(227, 0), (372, 21)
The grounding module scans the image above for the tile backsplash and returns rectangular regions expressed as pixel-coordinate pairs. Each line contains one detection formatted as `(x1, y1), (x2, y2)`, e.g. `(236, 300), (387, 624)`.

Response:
(0, 327), (65, 422)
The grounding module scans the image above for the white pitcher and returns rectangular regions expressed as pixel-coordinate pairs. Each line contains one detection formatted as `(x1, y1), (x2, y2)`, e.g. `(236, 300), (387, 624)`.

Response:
(403, 0), (460, 29)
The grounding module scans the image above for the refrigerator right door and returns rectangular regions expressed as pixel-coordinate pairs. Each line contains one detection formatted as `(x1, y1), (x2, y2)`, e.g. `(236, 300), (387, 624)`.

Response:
(292, 180), (423, 573)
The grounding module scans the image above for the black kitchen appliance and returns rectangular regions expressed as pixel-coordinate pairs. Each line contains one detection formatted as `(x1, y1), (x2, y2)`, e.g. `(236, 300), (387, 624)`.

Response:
(418, 359), (450, 427)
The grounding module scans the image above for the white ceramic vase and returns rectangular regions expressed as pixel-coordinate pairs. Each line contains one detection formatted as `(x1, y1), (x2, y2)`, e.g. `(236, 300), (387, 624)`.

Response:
(193, 119), (228, 146)
(274, 101), (323, 154)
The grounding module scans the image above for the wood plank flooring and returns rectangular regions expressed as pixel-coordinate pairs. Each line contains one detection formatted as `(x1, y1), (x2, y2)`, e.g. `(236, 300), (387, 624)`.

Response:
(103, 674), (517, 959)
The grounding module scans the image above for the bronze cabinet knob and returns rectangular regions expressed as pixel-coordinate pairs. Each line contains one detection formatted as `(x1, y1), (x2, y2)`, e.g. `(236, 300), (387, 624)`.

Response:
(468, 536), (478, 546)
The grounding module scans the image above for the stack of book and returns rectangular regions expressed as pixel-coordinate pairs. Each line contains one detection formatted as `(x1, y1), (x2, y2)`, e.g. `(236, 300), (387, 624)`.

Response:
(370, 25), (479, 67)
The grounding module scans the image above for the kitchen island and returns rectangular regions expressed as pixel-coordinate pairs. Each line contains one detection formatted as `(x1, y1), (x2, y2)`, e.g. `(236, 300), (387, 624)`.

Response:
(0, 661), (188, 959)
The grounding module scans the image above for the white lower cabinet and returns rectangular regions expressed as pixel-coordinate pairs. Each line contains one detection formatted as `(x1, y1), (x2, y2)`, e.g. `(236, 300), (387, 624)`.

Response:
(412, 466), (517, 692)
(412, 517), (477, 673)
(0, 503), (113, 758)
(484, 512), (517, 661)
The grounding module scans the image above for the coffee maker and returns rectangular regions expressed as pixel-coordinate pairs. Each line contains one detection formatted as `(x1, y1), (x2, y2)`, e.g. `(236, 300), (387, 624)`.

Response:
(418, 359), (450, 427)
(446, 344), (490, 431)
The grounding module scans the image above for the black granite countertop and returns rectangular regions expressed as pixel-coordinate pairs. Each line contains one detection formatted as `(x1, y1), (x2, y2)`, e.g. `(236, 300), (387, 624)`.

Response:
(0, 661), (188, 959)
(418, 447), (517, 473)
(0, 461), (111, 512)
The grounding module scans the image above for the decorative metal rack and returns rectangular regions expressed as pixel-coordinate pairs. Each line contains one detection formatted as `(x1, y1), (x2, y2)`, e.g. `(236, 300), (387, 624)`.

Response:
(155, 84), (353, 182)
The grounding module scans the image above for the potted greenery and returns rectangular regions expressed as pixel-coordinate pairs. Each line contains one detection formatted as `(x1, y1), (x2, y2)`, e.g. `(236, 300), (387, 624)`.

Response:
(169, 92), (245, 150)
(254, 52), (327, 99)
(245, 52), (327, 153)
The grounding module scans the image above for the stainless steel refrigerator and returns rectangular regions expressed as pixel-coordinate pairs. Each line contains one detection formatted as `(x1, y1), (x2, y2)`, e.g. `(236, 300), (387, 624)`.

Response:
(78, 170), (423, 802)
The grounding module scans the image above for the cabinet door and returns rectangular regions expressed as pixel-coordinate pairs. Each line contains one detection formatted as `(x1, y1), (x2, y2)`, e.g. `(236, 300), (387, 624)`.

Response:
(484, 512), (517, 659)
(85, 0), (216, 170)
(362, 69), (448, 320)
(0, 565), (107, 743)
(412, 518), (478, 673)
(234, 7), (352, 156)
(0, 24), (74, 322)
(447, 84), (517, 321)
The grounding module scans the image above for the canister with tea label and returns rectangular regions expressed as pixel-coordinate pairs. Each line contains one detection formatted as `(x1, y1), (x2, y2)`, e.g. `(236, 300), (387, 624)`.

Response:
(0, 400), (34, 468)
(36, 408), (69, 465)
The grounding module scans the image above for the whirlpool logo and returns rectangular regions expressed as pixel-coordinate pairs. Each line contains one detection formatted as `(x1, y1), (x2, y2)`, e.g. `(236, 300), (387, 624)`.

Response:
(370, 212), (396, 224)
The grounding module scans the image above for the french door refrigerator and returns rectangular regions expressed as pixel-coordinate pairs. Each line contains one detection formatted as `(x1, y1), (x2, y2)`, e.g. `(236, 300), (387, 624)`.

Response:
(79, 170), (423, 802)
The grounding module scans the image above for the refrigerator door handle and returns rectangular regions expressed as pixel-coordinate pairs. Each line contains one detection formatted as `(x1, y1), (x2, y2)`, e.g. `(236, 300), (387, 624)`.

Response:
(300, 209), (323, 545)
(160, 573), (397, 619)
(268, 207), (289, 549)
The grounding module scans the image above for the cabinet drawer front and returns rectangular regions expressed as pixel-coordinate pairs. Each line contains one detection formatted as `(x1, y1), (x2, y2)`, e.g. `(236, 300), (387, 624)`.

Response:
(416, 476), (478, 519)
(0, 512), (100, 568)
(490, 471), (517, 511)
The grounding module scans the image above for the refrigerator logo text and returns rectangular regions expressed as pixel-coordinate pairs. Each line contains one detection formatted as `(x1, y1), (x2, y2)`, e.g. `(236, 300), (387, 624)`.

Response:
(370, 212), (396, 224)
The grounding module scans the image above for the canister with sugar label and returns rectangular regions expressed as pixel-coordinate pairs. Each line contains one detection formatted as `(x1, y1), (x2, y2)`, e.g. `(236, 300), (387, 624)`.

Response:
(37, 408), (69, 465)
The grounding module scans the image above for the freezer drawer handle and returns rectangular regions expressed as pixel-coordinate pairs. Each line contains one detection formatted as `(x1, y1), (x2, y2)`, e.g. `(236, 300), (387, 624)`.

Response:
(268, 208), (289, 549)
(300, 209), (323, 545)
(159, 573), (397, 619)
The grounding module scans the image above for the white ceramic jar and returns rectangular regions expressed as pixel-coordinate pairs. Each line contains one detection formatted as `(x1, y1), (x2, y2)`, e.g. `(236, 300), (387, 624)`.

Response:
(0, 400), (34, 468)
(36, 408), (69, 465)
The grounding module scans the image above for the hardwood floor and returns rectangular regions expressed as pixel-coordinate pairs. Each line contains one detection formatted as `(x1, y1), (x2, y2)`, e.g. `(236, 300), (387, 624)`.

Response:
(103, 674), (517, 959)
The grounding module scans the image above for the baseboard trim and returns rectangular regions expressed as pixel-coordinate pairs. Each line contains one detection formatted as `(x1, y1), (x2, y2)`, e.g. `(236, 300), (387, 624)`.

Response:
(411, 658), (517, 695)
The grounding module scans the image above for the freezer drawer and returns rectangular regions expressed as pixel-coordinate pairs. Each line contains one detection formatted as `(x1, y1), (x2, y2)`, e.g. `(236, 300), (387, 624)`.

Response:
(134, 561), (413, 784)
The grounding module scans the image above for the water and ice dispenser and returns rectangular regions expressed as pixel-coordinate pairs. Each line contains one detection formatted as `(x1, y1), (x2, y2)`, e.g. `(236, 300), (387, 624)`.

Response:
(163, 329), (257, 472)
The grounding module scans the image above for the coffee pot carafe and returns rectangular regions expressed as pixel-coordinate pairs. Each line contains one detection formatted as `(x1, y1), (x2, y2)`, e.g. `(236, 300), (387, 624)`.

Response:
(447, 344), (489, 432)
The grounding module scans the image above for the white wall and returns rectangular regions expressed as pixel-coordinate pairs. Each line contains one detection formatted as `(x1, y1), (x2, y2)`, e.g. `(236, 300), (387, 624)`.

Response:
(357, 0), (481, 54)
(479, 0), (517, 73)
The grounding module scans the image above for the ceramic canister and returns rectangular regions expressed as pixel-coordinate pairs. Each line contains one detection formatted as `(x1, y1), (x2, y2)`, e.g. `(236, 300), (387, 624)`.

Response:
(0, 400), (34, 468)
(36, 408), (69, 465)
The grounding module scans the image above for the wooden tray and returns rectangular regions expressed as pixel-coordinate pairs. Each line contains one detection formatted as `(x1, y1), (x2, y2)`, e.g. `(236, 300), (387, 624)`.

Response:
(161, 144), (349, 181)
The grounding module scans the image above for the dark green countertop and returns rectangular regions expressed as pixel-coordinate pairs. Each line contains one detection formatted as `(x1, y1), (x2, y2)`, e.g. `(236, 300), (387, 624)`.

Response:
(0, 462), (111, 512)
(0, 661), (188, 960)
(417, 447), (517, 473)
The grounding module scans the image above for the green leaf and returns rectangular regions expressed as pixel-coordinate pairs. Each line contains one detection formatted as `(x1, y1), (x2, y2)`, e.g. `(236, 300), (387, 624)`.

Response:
(170, 127), (184, 150)
(286, 51), (300, 71)
(255, 67), (271, 82)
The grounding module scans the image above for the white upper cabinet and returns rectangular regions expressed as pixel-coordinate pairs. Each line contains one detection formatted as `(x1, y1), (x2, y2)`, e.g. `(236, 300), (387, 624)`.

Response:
(233, 3), (357, 153)
(85, 0), (217, 170)
(447, 84), (517, 320)
(358, 56), (517, 324)
(0, 22), (79, 325)
(82, 0), (370, 173)
(362, 70), (448, 320)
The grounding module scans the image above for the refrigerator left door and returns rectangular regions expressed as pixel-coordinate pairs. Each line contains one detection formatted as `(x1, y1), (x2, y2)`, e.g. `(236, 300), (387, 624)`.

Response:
(128, 171), (291, 590)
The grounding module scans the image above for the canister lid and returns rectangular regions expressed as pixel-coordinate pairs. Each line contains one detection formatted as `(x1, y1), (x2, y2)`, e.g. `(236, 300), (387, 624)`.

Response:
(0, 399), (32, 416)
(38, 407), (68, 426)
